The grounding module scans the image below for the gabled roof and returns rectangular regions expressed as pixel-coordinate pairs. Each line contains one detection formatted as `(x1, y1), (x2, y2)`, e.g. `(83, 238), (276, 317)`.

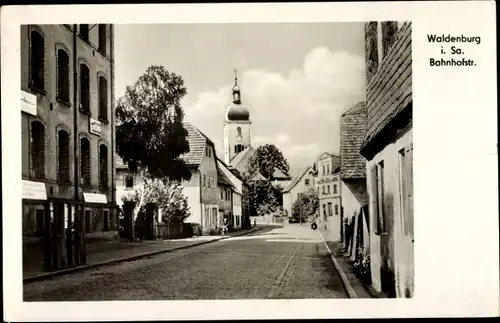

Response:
(341, 102), (367, 179)
(217, 170), (234, 188)
(283, 166), (313, 192)
(181, 122), (210, 167)
(230, 146), (256, 174)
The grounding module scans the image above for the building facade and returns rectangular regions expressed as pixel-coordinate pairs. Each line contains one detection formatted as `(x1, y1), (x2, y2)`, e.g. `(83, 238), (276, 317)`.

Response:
(360, 21), (413, 298)
(315, 152), (342, 241)
(217, 171), (234, 229)
(181, 122), (220, 235)
(21, 24), (117, 245)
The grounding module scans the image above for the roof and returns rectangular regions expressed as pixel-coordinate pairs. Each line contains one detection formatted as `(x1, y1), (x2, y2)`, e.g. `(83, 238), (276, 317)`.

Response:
(217, 170), (234, 188)
(181, 122), (209, 167)
(361, 22), (412, 156)
(340, 102), (367, 179)
(230, 146), (255, 173)
(283, 166), (313, 192)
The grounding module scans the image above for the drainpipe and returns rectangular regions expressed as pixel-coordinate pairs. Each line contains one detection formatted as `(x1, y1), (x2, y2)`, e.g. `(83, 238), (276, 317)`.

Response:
(73, 24), (79, 202)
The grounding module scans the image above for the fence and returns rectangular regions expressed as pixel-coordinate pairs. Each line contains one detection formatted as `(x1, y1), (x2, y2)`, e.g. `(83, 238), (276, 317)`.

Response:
(154, 222), (187, 240)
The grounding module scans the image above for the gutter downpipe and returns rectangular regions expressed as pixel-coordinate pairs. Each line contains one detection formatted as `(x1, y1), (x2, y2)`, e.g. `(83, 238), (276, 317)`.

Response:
(73, 25), (79, 202)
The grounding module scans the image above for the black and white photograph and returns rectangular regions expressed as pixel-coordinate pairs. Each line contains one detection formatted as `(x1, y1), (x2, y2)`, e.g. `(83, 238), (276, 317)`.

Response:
(2, 2), (498, 320)
(20, 21), (413, 301)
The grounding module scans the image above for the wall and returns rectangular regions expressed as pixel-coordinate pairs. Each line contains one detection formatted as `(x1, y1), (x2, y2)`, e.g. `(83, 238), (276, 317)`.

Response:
(232, 193), (242, 228)
(182, 168), (202, 225)
(115, 168), (143, 207)
(21, 24), (114, 202)
(198, 143), (218, 205)
(341, 178), (368, 221)
(224, 120), (251, 164)
(367, 127), (412, 297)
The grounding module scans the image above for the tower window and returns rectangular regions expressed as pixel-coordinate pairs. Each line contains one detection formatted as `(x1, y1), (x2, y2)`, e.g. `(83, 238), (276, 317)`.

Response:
(30, 30), (45, 91)
(80, 138), (91, 185)
(80, 64), (90, 113)
(98, 24), (106, 54)
(99, 144), (109, 188)
(98, 76), (108, 121)
(79, 24), (89, 41)
(237, 127), (242, 135)
(30, 121), (46, 179)
(234, 144), (245, 154)
(56, 49), (70, 103)
(57, 130), (70, 182)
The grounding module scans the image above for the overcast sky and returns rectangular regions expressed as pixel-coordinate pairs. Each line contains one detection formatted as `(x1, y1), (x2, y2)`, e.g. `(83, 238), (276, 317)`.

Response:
(114, 23), (366, 172)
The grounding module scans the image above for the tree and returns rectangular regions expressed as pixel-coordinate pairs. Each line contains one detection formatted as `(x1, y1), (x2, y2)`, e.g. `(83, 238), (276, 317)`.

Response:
(243, 144), (290, 181)
(115, 65), (192, 182)
(248, 180), (283, 217)
(291, 187), (319, 222)
(121, 178), (191, 223)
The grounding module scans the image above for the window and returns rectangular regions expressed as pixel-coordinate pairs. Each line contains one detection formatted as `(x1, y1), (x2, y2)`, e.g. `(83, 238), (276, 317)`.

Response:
(80, 138), (91, 185)
(57, 130), (70, 182)
(333, 184), (337, 194)
(323, 204), (327, 218)
(203, 175), (206, 187)
(30, 30), (45, 91)
(125, 175), (134, 188)
(326, 164), (330, 174)
(305, 179), (310, 185)
(80, 64), (90, 112)
(79, 24), (89, 41)
(208, 176), (211, 188)
(322, 185), (325, 195)
(30, 121), (46, 178)
(327, 185), (331, 194)
(235, 144), (244, 154)
(335, 204), (339, 215)
(98, 76), (108, 121)
(237, 127), (242, 135)
(56, 49), (70, 103)
(99, 144), (108, 188)
(328, 203), (333, 217)
(98, 24), (107, 54)
(103, 210), (109, 231)
(220, 189), (224, 200)
(322, 165), (325, 175)
(376, 161), (386, 234)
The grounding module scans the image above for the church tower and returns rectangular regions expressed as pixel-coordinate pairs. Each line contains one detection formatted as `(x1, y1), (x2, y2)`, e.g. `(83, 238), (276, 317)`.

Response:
(224, 69), (251, 165)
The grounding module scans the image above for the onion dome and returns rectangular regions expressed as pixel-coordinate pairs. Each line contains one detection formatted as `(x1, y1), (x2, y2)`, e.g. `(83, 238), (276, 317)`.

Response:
(225, 69), (250, 121)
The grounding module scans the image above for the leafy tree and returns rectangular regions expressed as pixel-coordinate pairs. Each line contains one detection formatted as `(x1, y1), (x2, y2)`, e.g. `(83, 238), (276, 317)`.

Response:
(248, 180), (283, 216)
(121, 178), (191, 223)
(291, 187), (319, 222)
(244, 144), (290, 180)
(115, 65), (191, 182)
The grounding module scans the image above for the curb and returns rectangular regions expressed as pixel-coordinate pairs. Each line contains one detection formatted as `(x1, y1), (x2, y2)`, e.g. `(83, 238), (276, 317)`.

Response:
(317, 230), (358, 299)
(23, 227), (261, 283)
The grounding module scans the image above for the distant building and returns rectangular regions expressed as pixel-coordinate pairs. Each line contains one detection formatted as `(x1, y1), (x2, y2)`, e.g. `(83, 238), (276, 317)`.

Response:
(181, 122), (220, 235)
(282, 166), (317, 220)
(315, 152), (342, 241)
(360, 21), (413, 298)
(217, 166), (235, 229)
(21, 24), (117, 241)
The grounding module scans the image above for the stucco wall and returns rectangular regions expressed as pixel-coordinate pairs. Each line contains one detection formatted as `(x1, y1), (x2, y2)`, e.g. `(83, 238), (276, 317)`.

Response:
(199, 143), (218, 205)
(341, 178), (368, 221)
(183, 169), (201, 225)
(224, 120), (251, 164)
(367, 127), (412, 297)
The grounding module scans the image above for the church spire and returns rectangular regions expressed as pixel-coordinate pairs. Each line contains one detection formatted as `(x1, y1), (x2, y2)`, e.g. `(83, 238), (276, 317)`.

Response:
(232, 68), (241, 104)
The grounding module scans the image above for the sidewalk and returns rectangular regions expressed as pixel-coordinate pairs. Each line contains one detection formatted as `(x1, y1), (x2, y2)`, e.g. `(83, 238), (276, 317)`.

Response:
(23, 226), (260, 283)
(317, 229), (375, 299)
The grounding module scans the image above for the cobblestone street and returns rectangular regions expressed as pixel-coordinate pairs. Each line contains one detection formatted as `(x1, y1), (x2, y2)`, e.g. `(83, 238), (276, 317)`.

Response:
(24, 225), (348, 301)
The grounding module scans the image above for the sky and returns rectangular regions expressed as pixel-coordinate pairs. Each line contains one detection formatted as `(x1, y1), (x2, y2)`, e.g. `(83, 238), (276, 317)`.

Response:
(114, 23), (366, 173)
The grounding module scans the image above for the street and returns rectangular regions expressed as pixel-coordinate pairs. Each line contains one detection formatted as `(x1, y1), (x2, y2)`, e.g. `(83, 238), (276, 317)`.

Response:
(24, 224), (348, 301)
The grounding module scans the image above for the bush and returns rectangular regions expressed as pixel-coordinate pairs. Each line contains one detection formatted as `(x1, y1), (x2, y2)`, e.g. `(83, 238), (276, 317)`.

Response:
(353, 247), (372, 284)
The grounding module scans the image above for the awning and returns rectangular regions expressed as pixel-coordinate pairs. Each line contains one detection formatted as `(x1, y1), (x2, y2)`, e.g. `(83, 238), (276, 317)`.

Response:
(83, 192), (107, 204)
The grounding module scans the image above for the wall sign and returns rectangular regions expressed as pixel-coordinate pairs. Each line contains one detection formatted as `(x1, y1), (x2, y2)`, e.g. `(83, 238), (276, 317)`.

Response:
(83, 192), (107, 204)
(317, 176), (339, 185)
(89, 118), (102, 136)
(22, 180), (47, 200)
(21, 90), (37, 116)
